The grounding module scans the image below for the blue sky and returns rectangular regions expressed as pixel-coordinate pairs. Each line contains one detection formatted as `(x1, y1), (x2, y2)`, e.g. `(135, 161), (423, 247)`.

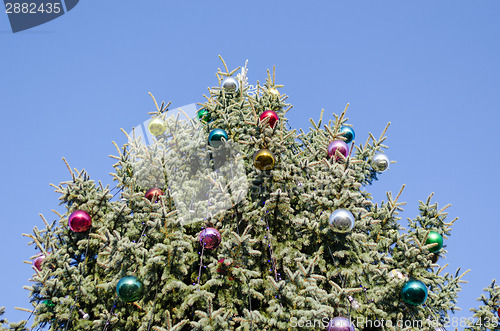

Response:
(1, 0), (499, 328)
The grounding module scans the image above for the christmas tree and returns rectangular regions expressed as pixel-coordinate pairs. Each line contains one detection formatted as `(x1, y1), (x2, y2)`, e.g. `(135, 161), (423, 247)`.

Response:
(6, 58), (499, 330)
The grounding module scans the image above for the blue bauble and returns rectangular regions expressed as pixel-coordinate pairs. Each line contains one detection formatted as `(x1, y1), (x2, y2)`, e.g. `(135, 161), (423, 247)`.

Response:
(116, 276), (144, 302)
(208, 129), (228, 148)
(401, 279), (428, 306)
(340, 126), (355, 144)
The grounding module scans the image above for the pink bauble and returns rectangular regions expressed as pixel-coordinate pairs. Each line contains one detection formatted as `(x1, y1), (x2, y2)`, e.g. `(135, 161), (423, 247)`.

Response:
(33, 255), (45, 271)
(259, 110), (279, 128)
(199, 227), (222, 250)
(327, 140), (349, 160)
(68, 210), (92, 232)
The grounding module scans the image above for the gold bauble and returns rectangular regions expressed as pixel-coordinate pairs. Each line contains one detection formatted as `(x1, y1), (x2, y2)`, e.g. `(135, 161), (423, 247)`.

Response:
(253, 149), (275, 170)
(267, 88), (280, 97)
(148, 117), (167, 136)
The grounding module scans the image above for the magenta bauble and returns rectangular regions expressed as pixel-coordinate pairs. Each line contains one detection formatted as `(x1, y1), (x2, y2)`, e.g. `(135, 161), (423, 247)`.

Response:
(327, 140), (349, 160)
(33, 255), (45, 271)
(199, 227), (222, 250)
(68, 210), (92, 232)
(259, 110), (279, 128)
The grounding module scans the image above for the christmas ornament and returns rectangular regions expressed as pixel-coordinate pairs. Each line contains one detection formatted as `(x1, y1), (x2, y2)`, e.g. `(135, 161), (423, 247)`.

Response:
(199, 227), (221, 250)
(430, 254), (439, 264)
(42, 299), (55, 308)
(401, 279), (428, 306)
(389, 269), (405, 280)
(327, 140), (349, 160)
(347, 295), (360, 310)
(497, 306), (500, 318)
(435, 327), (447, 331)
(145, 188), (164, 203)
(371, 153), (389, 172)
(33, 255), (45, 271)
(425, 231), (443, 253)
(148, 117), (167, 136)
(259, 110), (279, 128)
(253, 149), (276, 171)
(208, 128), (228, 148)
(68, 210), (92, 233)
(267, 87), (280, 97)
(116, 276), (144, 302)
(326, 316), (355, 331)
(197, 108), (211, 123)
(79, 309), (89, 320)
(329, 209), (355, 233)
(222, 77), (239, 93)
(340, 126), (355, 144)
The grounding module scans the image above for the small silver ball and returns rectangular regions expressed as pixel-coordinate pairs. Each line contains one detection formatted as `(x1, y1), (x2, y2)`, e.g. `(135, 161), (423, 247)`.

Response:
(388, 269), (405, 280)
(222, 77), (239, 93)
(329, 209), (355, 233)
(372, 153), (389, 172)
(83, 313), (90, 320)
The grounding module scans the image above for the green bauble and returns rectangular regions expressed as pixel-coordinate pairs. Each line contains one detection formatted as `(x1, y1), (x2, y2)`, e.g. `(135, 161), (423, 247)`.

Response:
(42, 299), (55, 308)
(197, 108), (211, 123)
(425, 231), (443, 253)
(116, 276), (144, 302)
(401, 279), (428, 306)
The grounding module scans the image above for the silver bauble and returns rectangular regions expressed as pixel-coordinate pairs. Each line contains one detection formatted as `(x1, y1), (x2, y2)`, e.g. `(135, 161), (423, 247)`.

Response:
(372, 153), (389, 172)
(435, 328), (447, 331)
(388, 269), (405, 280)
(222, 77), (239, 93)
(326, 316), (355, 331)
(329, 209), (355, 233)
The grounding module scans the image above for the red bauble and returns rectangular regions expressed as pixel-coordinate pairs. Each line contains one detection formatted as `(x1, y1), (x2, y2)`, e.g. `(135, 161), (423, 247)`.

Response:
(199, 227), (221, 250)
(498, 306), (500, 318)
(33, 255), (45, 271)
(68, 210), (92, 232)
(259, 110), (279, 128)
(145, 188), (164, 203)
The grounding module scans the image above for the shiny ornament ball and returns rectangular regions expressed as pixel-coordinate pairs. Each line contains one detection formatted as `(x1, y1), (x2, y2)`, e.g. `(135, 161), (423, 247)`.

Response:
(33, 255), (45, 271)
(498, 306), (500, 318)
(327, 140), (349, 160)
(340, 126), (355, 144)
(222, 77), (239, 93)
(372, 153), (389, 172)
(68, 210), (92, 233)
(435, 327), (447, 331)
(199, 227), (221, 250)
(116, 276), (144, 302)
(253, 149), (276, 171)
(267, 87), (280, 97)
(208, 128), (228, 148)
(401, 279), (428, 306)
(326, 316), (355, 331)
(430, 253), (439, 264)
(329, 209), (355, 233)
(147, 117), (167, 136)
(259, 110), (279, 128)
(425, 231), (444, 253)
(145, 188), (164, 203)
(197, 108), (212, 123)
(42, 299), (55, 308)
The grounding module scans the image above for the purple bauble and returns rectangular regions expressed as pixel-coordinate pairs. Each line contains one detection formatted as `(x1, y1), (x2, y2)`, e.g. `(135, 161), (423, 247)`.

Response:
(33, 255), (45, 271)
(199, 227), (222, 250)
(68, 210), (92, 232)
(327, 140), (349, 160)
(326, 316), (355, 331)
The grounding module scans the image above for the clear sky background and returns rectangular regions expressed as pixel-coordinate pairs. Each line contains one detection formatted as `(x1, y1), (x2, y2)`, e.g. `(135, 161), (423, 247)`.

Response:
(1, 0), (499, 328)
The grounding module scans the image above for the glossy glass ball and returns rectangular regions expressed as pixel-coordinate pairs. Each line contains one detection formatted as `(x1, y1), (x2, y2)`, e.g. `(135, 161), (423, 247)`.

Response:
(68, 210), (92, 233)
(401, 279), (428, 306)
(145, 188), (164, 203)
(208, 129), (228, 148)
(372, 153), (389, 172)
(425, 231), (443, 253)
(116, 276), (144, 302)
(327, 140), (349, 160)
(148, 117), (167, 136)
(197, 108), (211, 123)
(33, 255), (45, 271)
(199, 227), (222, 250)
(326, 316), (355, 331)
(329, 209), (355, 233)
(259, 110), (279, 128)
(267, 87), (280, 97)
(222, 77), (239, 93)
(253, 149), (276, 171)
(340, 126), (355, 144)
